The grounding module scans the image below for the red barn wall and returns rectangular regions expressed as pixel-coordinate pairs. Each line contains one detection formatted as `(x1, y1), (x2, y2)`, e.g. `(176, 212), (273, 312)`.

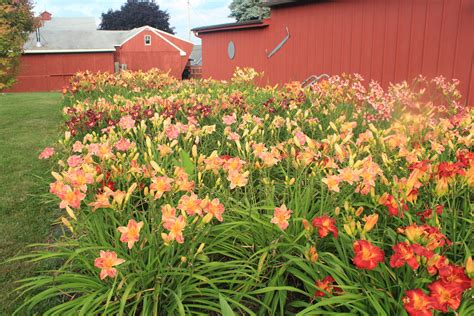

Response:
(199, 0), (474, 104)
(9, 52), (114, 92)
(159, 31), (195, 73)
(116, 29), (193, 79)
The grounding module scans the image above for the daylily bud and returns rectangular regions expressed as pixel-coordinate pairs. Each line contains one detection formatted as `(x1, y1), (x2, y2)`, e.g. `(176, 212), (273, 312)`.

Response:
(302, 219), (311, 231)
(65, 206), (77, 220)
(343, 223), (355, 237)
(363, 214), (378, 232)
(61, 216), (74, 233)
(51, 172), (63, 181)
(196, 243), (205, 254)
(306, 246), (318, 263)
(145, 136), (152, 149)
(466, 257), (474, 277)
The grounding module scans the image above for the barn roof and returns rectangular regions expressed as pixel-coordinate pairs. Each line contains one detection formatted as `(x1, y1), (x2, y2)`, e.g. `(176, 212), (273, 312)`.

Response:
(23, 16), (192, 55)
(192, 20), (268, 35)
(260, 0), (312, 7)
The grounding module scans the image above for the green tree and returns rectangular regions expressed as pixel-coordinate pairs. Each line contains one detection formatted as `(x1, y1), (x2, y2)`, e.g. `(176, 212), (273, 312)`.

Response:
(0, 0), (36, 90)
(229, 0), (270, 22)
(100, 0), (174, 34)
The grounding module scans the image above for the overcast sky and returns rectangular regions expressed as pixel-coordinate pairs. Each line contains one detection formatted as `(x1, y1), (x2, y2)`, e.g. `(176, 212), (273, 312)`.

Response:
(32, 0), (234, 43)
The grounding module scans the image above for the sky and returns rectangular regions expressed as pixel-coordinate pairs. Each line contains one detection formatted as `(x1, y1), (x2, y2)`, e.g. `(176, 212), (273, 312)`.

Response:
(32, 0), (235, 43)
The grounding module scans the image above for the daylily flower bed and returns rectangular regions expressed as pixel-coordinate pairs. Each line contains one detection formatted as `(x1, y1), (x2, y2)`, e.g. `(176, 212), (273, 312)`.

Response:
(20, 68), (473, 315)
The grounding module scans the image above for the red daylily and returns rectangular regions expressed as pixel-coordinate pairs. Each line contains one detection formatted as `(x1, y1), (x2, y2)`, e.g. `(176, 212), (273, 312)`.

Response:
(402, 289), (433, 316)
(352, 240), (384, 270)
(314, 276), (341, 297)
(428, 280), (461, 312)
(312, 216), (338, 238)
(390, 242), (420, 270)
(379, 193), (408, 217)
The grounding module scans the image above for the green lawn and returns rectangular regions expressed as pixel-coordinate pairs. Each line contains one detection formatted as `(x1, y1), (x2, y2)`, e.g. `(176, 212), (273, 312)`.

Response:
(0, 92), (62, 314)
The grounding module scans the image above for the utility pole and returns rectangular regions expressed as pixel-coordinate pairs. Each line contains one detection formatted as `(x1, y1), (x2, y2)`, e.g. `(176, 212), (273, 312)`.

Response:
(187, 0), (191, 41)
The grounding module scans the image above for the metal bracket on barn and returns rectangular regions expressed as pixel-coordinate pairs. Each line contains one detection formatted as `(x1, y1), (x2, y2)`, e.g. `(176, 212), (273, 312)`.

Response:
(301, 74), (330, 88)
(267, 27), (290, 58)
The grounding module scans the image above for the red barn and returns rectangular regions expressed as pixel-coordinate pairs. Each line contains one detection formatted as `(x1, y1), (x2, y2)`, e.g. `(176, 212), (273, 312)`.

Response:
(193, 0), (474, 104)
(9, 12), (194, 92)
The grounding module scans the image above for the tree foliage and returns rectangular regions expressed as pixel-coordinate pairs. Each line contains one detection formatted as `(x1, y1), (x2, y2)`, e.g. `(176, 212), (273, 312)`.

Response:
(99, 0), (174, 34)
(0, 0), (36, 90)
(229, 0), (270, 22)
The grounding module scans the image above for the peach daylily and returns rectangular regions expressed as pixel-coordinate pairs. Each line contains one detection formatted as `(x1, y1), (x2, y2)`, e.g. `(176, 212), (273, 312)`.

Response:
(117, 219), (144, 249)
(165, 124), (180, 140)
(67, 155), (83, 167)
(271, 204), (292, 230)
(338, 167), (360, 185)
(204, 153), (223, 173)
(64, 168), (95, 192)
(150, 176), (173, 199)
(39, 147), (55, 159)
(115, 138), (132, 151)
(227, 171), (249, 189)
(222, 113), (236, 125)
(158, 144), (173, 157)
(49, 180), (67, 196)
(96, 143), (115, 160)
(88, 192), (111, 211)
(322, 175), (341, 192)
(118, 115), (135, 129)
(72, 141), (83, 153)
(223, 157), (246, 173)
(94, 250), (125, 280)
(202, 198), (225, 222)
(178, 193), (202, 216)
(58, 185), (86, 209)
(162, 215), (186, 244)
(161, 204), (177, 229)
(293, 131), (307, 146)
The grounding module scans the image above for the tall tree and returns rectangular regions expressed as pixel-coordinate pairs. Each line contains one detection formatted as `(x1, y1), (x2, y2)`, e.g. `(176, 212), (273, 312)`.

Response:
(100, 0), (174, 34)
(229, 0), (270, 22)
(0, 0), (36, 90)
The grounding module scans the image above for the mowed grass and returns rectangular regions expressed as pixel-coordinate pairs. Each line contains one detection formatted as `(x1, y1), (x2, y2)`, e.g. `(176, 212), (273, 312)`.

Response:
(0, 92), (62, 314)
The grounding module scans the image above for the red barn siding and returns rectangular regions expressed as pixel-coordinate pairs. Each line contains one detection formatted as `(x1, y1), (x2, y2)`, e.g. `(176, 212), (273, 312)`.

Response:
(116, 29), (193, 79)
(9, 52), (114, 92)
(198, 0), (474, 104)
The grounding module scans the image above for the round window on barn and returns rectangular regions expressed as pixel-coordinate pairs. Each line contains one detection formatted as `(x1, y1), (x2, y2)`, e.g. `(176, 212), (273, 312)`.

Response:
(228, 41), (235, 60)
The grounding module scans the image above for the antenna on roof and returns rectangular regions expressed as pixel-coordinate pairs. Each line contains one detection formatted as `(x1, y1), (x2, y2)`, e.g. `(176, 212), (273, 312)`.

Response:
(187, 0), (191, 41)
(35, 28), (42, 47)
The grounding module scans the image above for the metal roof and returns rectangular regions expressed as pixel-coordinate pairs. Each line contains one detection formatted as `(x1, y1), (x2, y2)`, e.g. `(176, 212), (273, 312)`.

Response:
(189, 45), (202, 66)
